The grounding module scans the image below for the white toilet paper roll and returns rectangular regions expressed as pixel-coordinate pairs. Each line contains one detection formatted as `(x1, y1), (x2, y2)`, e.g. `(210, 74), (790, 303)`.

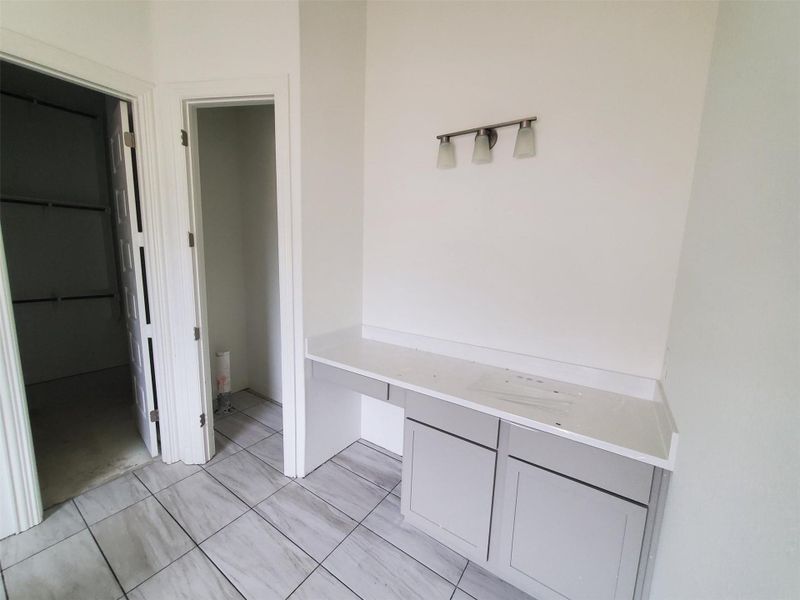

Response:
(215, 351), (231, 395)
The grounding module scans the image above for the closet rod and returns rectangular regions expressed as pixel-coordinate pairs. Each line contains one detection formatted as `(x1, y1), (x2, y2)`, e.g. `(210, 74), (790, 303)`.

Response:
(13, 292), (116, 305)
(1, 196), (109, 213)
(0, 90), (98, 120)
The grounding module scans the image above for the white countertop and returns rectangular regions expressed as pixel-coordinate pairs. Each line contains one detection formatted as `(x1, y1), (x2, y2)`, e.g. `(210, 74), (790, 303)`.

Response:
(306, 334), (678, 470)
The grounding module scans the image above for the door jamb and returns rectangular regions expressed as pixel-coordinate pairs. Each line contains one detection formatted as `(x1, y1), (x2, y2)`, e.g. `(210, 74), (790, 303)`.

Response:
(0, 29), (171, 535)
(160, 79), (302, 477)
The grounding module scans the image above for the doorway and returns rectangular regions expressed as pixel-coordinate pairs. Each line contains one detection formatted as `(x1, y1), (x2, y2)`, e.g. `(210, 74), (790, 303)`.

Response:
(188, 102), (285, 468)
(0, 61), (158, 507)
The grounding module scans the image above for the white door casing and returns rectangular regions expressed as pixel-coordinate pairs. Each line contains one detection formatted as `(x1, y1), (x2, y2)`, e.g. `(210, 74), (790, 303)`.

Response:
(106, 99), (158, 457)
(158, 79), (303, 475)
(0, 33), (303, 537)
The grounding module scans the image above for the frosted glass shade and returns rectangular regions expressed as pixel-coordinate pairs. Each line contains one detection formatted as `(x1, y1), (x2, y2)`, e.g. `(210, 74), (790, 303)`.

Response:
(513, 123), (535, 158)
(472, 133), (492, 164)
(436, 138), (456, 169)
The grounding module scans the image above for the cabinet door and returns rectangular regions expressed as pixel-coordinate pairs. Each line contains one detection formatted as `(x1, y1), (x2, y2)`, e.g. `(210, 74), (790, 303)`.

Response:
(496, 458), (646, 600)
(401, 419), (496, 562)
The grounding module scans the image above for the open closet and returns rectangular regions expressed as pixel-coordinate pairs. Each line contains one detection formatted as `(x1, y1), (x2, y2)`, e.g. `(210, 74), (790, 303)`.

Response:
(191, 103), (285, 468)
(0, 61), (158, 507)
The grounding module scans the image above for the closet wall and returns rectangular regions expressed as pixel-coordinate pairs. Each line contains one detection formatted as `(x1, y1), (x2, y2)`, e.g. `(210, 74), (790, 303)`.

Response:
(0, 62), (128, 384)
(197, 104), (281, 402)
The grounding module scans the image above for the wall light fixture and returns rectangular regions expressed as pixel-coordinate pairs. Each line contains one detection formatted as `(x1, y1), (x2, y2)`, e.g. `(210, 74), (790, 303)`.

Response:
(436, 116), (537, 169)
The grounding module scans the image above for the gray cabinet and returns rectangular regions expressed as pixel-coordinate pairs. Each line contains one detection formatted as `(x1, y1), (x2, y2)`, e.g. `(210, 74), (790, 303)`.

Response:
(401, 418), (496, 561)
(494, 457), (647, 600)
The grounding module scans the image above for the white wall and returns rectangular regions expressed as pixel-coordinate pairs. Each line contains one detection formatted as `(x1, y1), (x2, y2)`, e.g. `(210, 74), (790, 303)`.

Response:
(299, 1), (369, 469)
(651, 3), (800, 598)
(300, 0), (366, 338)
(197, 107), (250, 393)
(197, 105), (281, 401)
(240, 105), (282, 402)
(0, 0), (153, 81)
(362, 1), (718, 379)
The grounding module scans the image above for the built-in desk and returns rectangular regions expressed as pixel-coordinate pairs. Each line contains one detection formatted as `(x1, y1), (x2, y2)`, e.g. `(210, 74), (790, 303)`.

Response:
(306, 332), (676, 600)
(307, 334), (677, 469)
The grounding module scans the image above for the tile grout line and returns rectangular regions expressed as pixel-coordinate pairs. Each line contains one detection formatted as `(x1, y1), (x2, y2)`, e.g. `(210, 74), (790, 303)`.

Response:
(69, 470), (152, 527)
(202, 458), (291, 510)
(143, 471), (249, 545)
(450, 560), (470, 599)
(174, 460), (328, 598)
(0, 499), (91, 573)
(329, 456), (400, 493)
(74, 496), (127, 598)
(279, 482), (398, 600)
(322, 456), (399, 493)
(200, 506), (319, 600)
(136, 462), (201, 495)
(355, 439), (403, 463)
(359, 512), (467, 589)
(127, 470), (250, 599)
(214, 409), (277, 436)
(306, 451), (466, 591)
(278, 465), (400, 598)
(290, 454), (463, 588)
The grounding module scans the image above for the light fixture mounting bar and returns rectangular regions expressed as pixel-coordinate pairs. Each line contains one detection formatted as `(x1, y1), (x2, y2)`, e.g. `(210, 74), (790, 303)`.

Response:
(436, 116), (537, 141)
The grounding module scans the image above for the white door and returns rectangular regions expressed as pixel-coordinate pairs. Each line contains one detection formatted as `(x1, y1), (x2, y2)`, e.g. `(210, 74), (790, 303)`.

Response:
(106, 99), (158, 457)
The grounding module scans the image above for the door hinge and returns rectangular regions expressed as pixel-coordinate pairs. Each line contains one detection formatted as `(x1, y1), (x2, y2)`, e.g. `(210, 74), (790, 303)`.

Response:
(200, 413), (206, 427)
(193, 326), (200, 341)
(123, 131), (136, 148)
(188, 231), (195, 247)
(180, 129), (188, 147)
(149, 409), (159, 422)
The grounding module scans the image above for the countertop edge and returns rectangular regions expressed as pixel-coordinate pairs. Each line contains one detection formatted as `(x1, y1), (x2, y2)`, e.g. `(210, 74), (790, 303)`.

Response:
(306, 350), (677, 471)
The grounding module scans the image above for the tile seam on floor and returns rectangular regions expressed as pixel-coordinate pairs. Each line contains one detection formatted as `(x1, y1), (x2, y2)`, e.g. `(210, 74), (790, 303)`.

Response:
(87, 493), (200, 593)
(355, 439), (403, 463)
(82, 492), (154, 529)
(449, 558), (470, 600)
(310, 466), (465, 592)
(136, 462), (200, 495)
(151, 475), (249, 545)
(189, 462), (324, 568)
(216, 410), (276, 432)
(243, 428), (282, 447)
(359, 517), (466, 586)
(75, 498), (127, 598)
(317, 456), (400, 494)
(278, 481), (397, 600)
(241, 445), (285, 472)
(202, 459), (291, 509)
(0, 499), (88, 572)
(130, 450), (458, 599)
(202, 507), (321, 600)
(128, 470), (252, 600)
(358, 514), (467, 588)
(329, 455), (400, 492)
(316, 482), (460, 598)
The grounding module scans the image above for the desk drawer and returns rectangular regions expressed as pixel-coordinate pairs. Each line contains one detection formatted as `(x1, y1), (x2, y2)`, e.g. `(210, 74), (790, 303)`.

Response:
(312, 362), (388, 401)
(405, 390), (499, 448)
(507, 425), (653, 504)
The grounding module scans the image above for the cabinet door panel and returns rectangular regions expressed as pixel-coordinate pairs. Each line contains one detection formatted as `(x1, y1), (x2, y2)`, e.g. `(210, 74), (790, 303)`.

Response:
(498, 458), (646, 600)
(401, 419), (496, 561)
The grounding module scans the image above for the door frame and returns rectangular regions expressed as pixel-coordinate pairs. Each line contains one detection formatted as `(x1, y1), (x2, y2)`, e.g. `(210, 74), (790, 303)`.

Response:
(0, 30), (170, 535)
(160, 79), (303, 476)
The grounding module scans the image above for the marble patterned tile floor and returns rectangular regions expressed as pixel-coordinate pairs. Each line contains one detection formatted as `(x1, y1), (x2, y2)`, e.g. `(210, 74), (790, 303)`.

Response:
(0, 393), (534, 600)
